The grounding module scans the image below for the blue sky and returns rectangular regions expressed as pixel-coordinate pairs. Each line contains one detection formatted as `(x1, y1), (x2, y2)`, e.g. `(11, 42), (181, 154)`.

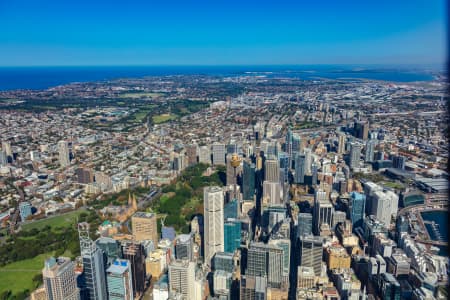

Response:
(0, 0), (446, 66)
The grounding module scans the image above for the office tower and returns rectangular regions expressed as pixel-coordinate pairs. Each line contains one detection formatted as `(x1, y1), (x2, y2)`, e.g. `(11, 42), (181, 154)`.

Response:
(240, 275), (267, 300)
(42, 257), (80, 300)
(325, 244), (351, 269)
(204, 186), (224, 266)
(76, 167), (94, 184)
(285, 128), (293, 159)
(213, 270), (232, 298)
(292, 134), (302, 154)
(299, 235), (324, 276)
(365, 140), (375, 162)
(227, 143), (238, 154)
(78, 223), (107, 300)
(350, 192), (366, 230)
(331, 211), (346, 229)
(294, 152), (306, 184)
(372, 189), (399, 226)
(58, 140), (70, 168)
(212, 143), (226, 165)
(262, 181), (281, 206)
(131, 212), (158, 246)
(224, 199), (238, 220)
(297, 213), (313, 238)
(349, 143), (361, 169)
(0, 150), (7, 166)
(168, 259), (195, 299)
(297, 266), (316, 289)
(247, 242), (284, 287)
(311, 163), (318, 185)
(175, 234), (193, 261)
(19, 201), (32, 221)
(265, 159), (280, 182)
(304, 148), (312, 175)
(243, 160), (256, 201)
(153, 274), (169, 300)
(269, 238), (291, 285)
(354, 121), (369, 140)
(122, 242), (146, 298)
(227, 153), (241, 201)
(96, 237), (121, 266)
(1, 141), (11, 157)
(224, 218), (241, 253)
(313, 190), (334, 235)
(380, 273), (401, 300)
(247, 242), (268, 277)
(338, 133), (346, 154)
(185, 144), (198, 166)
(278, 152), (289, 183)
(198, 145), (211, 164)
(393, 155), (406, 170)
(213, 252), (234, 273)
(106, 259), (133, 300)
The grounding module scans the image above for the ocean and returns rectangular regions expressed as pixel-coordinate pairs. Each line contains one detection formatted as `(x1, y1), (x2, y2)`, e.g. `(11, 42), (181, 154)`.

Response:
(421, 210), (448, 256)
(0, 65), (438, 91)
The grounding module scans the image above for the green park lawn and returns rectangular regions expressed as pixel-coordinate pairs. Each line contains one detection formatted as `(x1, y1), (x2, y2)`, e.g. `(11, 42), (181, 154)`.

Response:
(21, 209), (86, 231)
(0, 253), (52, 296)
(152, 113), (177, 124)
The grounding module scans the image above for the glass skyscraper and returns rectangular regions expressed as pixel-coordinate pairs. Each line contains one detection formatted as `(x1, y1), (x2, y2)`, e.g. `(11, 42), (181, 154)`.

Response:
(350, 192), (366, 230)
(243, 160), (256, 201)
(224, 218), (241, 253)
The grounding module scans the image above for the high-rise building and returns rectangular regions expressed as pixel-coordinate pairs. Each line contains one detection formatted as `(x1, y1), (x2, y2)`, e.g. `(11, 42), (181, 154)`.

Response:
(0, 150), (7, 166)
(19, 201), (32, 221)
(393, 155), (406, 170)
(243, 160), (256, 201)
(265, 159), (280, 182)
(380, 273), (401, 300)
(76, 167), (94, 184)
(106, 259), (134, 300)
(247, 242), (285, 288)
(262, 181), (281, 206)
(338, 133), (346, 154)
(1, 141), (12, 157)
(224, 218), (241, 253)
(278, 152), (289, 183)
(311, 163), (318, 186)
(212, 143), (226, 165)
(58, 140), (70, 168)
(365, 140), (375, 163)
(175, 234), (193, 261)
(78, 223), (107, 300)
(313, 190), (334, 235)
(122, 242), (146, 298)
(297, 266), (316, 289)
(168, 259), (195, 299)
(131, 212), (158, 246)
(269, 238), (291, 286)
(349, 143), (361, 169)
(292, 134), (302, 154)
(185, 144), (198, 166)
(198, 145), (211, 164)
(299, 235), (324, 276)
(213, 252), (234, 273)
(240, 275), (267, 300)
(354, 121), (369, 140)
(349, 192), (366, 230)
(42, 257), (80, 300)
(204, 186), (224, 265)
(294, 153), (306, 184)
(96, 237), (121, 267)
(297, 213), (313, 238)
(213, 270), (232, 298)
(304, 148), (312, 175)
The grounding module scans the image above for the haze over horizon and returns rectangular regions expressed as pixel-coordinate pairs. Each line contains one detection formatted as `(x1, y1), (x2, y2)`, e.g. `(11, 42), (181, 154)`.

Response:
(0, 0), (447, 67)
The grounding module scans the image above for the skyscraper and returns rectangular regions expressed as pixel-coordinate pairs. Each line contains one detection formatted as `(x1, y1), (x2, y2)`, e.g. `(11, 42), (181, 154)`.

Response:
(247, 242), (285, 288)
(313, 190), (334, 235)
(224, 218), (241, 253)
(304, 148), (312, 175)
(393, 155), (406, 170)
(212, 143), (226, 165)
(265, 159), (280, 182)
(350, 192), (366, 230)
(185, 144), (198, 166)
(299, 235), (324, 276)
(278, 152), (289, 183)
(240, 275), (267, 300)
(58, 140), (70, 168)
(122, 242), (146, 298)
(106, 259), (134, 300)
(42, 257), (80, 300)
(204, 186), (224, 266)
(168, 259), (195, 299)
(294, 153), (306, 184)
(78, 223), (107, 300)
(297, 213), (313, 238)
(243, 160), (256, 201)
(175, 234), (194, 261)
(338, 133), (346, 154)
(365, 140), (375, 163)
(198, 145), (211, 164)
(349, 143), (361, 169)
(131, 212), (158, 247)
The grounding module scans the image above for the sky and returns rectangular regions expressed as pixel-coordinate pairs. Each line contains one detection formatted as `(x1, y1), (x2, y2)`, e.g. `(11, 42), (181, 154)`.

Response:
(0, 0), (447, 66)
